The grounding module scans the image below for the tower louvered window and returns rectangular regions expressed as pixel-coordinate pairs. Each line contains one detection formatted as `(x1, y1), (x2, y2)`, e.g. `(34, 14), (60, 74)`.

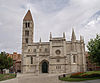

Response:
(25, 22), (30, 28)
(25, 38), (28, 43)
(25, 30), (29, 36)
(25, 23), (28, 28)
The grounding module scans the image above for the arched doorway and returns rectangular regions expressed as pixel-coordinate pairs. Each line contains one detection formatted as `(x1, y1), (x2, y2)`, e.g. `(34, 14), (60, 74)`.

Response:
(41, 60), (49, 73)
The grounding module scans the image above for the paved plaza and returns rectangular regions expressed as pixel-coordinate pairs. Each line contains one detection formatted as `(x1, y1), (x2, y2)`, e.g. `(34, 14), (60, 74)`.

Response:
(0, 74), (100, 83)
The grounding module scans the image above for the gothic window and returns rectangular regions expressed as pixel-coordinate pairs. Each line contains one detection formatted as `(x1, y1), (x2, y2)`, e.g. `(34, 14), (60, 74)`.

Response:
(31, 56), (33, 64)
(28, 22), (30, 27)
(25, 38), (28, 43)
(73, 55), (76, 63)
(25, 30), (29, 36)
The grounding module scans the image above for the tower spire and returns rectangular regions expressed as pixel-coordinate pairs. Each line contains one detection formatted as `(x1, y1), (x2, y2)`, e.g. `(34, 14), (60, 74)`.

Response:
(71, 28), (76, 42)
(23, 10), (33, 21)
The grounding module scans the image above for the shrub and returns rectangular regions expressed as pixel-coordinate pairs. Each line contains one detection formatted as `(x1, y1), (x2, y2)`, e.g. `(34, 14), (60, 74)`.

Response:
(70, 73), (100, 78)
(70, 72), (83, 78)
(81, 73), (100, 78)
(81, 74), (88, 78)
(70, 75), (81, 78)
(0, 74), (16, 81)
(71, 72), (83, 76)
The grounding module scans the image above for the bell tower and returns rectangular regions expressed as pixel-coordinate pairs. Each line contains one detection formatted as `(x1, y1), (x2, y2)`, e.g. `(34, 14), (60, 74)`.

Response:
(22, 10), (34, 49)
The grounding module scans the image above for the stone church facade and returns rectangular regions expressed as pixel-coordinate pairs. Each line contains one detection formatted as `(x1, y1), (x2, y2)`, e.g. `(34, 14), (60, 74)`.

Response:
(21, 10), (86, 74)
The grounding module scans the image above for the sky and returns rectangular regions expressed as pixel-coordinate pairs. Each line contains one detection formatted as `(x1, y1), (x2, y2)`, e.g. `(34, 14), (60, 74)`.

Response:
(0, 0), (100, 53)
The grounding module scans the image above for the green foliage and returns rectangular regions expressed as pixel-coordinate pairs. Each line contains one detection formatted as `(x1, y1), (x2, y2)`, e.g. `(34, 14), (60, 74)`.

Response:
(0, 52), (13, 73)
(87, 34), (100, 65)
(83, 71), (100, 74)
(0, 74), (16, 81)
(7, 57), (13, 69)
(81, 73), (100, 78)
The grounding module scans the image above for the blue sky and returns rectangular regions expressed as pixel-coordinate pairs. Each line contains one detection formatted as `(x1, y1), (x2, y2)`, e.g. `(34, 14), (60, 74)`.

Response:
(0, 0), (100, 53)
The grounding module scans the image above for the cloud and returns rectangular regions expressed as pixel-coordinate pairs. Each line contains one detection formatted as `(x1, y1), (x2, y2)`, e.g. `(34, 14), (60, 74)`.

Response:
(0, 0), (100, 53)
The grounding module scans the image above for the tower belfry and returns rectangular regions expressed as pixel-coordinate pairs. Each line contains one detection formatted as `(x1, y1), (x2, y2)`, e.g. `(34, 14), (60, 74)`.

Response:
(22, 10), (34, 49)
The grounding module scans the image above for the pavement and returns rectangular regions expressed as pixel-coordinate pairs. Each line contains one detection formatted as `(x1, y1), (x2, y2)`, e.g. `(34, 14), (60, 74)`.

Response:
(0, 73), (100, 83)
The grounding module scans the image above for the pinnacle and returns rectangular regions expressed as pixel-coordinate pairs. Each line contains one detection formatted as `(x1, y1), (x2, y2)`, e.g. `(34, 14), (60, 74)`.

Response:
(71, 28), (76, 41)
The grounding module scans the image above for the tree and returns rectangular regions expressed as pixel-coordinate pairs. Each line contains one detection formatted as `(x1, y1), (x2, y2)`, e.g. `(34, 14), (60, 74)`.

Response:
(0, 52), (13, 74)
(87, 34), (100, 65)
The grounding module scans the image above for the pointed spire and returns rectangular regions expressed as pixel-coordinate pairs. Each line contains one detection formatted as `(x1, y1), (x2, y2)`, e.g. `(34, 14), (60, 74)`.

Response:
(80, 35), (84, 42)
(39, 37), (41, 43)
(50, 32), (52, 39)
(23, 10), (33, 21)
(80, 35), (82, 41)
(63, 32), (65, 38)
(71, 28), (76, 42)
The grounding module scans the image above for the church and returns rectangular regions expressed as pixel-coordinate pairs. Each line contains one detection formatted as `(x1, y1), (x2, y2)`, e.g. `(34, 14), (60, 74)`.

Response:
(21, 10), (86, 74)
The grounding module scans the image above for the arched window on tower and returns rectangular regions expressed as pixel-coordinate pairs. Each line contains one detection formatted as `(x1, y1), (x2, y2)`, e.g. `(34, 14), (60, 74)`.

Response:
(25, 30), (29, 36)
(25, 23), (27, 28)
(28, 22), (30, 27)
(73, 55), (76, 63)
(25, 38), (28, 43)
(25, 22), (30, 28)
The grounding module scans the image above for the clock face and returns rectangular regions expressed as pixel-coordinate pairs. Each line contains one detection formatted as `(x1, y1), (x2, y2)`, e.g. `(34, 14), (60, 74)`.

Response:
(55, 50), (61, 55)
